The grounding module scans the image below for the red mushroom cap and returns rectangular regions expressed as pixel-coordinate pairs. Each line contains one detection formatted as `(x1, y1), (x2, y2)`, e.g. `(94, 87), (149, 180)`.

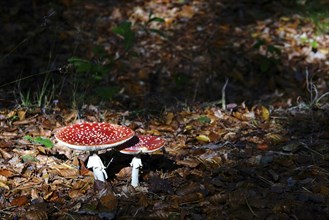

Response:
(120, 135), (165, 154)
(55, 122), (135, 151)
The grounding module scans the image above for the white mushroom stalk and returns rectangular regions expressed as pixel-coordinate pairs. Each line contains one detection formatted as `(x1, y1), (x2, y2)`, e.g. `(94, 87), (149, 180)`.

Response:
(55, 122), (135, 182)
(87, 152), (108, 181)
(120, 135), (165, 187)
(130, 156), (142, 187)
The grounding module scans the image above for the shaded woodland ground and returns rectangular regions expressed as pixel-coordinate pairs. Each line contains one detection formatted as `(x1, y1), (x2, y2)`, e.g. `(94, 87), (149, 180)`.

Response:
(0, 0), (329, 219)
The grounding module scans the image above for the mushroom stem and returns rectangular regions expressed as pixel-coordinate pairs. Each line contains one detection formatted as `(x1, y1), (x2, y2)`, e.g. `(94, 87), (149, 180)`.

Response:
(130, 156), (142, 187)
(87, 153), (108, 182)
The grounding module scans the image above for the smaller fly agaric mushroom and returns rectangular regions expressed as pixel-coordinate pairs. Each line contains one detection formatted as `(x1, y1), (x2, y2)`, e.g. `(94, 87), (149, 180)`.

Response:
(55, 122), (135, 181)
(120, 135), (165, 187)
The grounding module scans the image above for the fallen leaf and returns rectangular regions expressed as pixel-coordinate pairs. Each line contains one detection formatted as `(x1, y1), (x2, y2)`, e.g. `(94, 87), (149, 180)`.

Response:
(11, 195), (29, 207)
(0, 169), (15, 177)
(100, 191), (118, 210)
(196, 134), (210, 142)
(0, 181), (9, 190)
(257, 143), (269, 150)
(0, 148), (12, 159)
(17, 110), (26, 121)
(179, 5), (194, 18)
(176, 158), (200, 168)
(166, 112), (174, 125)
(24, 210), (48, 220)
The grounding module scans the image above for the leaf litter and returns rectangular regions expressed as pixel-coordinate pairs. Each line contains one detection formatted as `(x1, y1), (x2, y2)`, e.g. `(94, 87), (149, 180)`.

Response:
(0, 101), (328, 219)
(1, 0), (329, 219)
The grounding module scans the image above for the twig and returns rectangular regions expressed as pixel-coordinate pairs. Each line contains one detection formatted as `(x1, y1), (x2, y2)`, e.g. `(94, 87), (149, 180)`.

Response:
(244, 195), (258, 217)
(0, 206), (16, 215)
(315, 91), (329, 105)
(305, 69), (318, 106)
(199, 141), (234, 150)
(257, 175), (274, 186)
(300, 142), (323, 158)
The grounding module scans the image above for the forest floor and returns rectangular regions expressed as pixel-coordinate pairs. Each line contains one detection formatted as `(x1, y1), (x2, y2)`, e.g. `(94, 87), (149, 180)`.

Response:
(0, 0), (329, 219)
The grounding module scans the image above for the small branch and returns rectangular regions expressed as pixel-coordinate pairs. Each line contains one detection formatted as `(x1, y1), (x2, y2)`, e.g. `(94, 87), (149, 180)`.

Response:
(300, 142), (323, 158)
(244, 195), (258, 217)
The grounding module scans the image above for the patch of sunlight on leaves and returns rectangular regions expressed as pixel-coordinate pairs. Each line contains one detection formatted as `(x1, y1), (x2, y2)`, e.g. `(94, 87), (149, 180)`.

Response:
(24, 135), (53, 149)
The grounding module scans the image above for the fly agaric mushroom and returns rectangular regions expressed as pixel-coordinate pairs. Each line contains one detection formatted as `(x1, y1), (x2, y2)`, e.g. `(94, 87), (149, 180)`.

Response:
(55, 122), (134, 181)
(119, 135), (165, 187)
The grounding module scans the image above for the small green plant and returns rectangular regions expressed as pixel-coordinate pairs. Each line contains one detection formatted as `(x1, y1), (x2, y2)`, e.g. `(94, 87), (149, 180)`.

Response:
(67, 14), (165, 105)
(198, 115), (211, 124)
(309, 13), (329, 35)
(295, 1), (329, 35)
(24, 135), (53, 149)
(139, 12), (166, 38)
(300, 35), (318, 49)
(112, 21), (136, 50)
(19, 89), (32, 107)
(68, 47), (117, 102)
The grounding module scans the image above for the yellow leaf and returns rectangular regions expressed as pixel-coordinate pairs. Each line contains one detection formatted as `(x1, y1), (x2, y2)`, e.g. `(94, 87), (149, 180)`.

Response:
(196, 135), (210, 142)
(318, 48), (329, 55)
(260, 105), (270, 121)
(166, 112), (174, 125)
(0, 181), (9, 190)
(17, 110), (26, 121)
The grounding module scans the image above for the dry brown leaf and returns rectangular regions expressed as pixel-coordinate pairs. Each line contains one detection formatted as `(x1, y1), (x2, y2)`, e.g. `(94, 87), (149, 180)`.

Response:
(31, 188), (39, 200)
(138, 194), (149, 208)
(0, 175), (7, 182)
(252, 105), (270, 121)
(176, 182), (201, 196)
(11, 195), (29, 207)
(12, 118), (37, 125)
(176, 158), (200, 168)
(0, 132), (17, 138)
(166, 112), (174, 125)
(0, 148), (12, 159)
(0, 139), (14, 148)
(17, 110), (26, 121)
(64, 110), (78, 122)
(147, 129), (162, 136)
(150, 210), (170, 219)
(174, 192), (204, 205)
(79, 160), (93, 177)
(179, 5), (195, 18)
(116, 167), (131, 180)
(0, 181), (9, 190)
(6, 110), (16, 118)
(100, 192), (118, 210)
(68, 189), (83, 199)
(198, 156), (222, 169)
(257, 143), (269, 150)
(208, 131), (220, 142)
(53, 168), (79, 178)
(24, 210), (48, 220)
(0, 168), (15, 177)
(208, 193), (228, 204)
